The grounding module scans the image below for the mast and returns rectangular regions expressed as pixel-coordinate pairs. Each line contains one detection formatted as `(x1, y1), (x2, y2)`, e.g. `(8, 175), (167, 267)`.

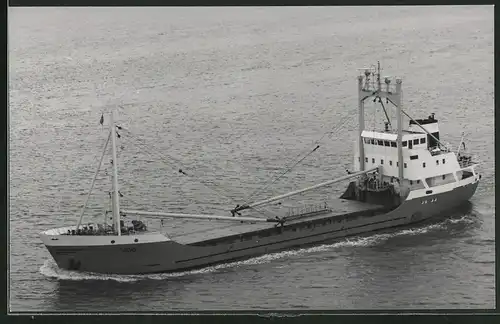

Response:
(357, 74), (365, 171)
(110, 110), (121, 236)
(358, 62), (405, 186)
(377, 61), (382, 91)
(395, 79), (404, 181)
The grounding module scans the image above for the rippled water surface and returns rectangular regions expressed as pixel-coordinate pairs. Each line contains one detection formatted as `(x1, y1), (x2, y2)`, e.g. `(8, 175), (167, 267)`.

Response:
(9, 6), (494, 312)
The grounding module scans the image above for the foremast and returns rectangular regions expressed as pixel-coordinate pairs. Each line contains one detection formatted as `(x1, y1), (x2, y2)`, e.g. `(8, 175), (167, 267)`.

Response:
(75, 110), (122, 235)
(110, 110), (122, 236)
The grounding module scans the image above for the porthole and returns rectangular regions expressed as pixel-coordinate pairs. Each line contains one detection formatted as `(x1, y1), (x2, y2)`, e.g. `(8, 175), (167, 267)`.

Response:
(134, 239), (138, 243)
(111, 240), (115, 244)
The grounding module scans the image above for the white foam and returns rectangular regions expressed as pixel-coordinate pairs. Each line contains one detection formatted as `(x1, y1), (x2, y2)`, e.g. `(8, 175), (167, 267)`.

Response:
(39, 215), (475, 282)
(446, 215), (476, 225)
(39, 259), (139, 283)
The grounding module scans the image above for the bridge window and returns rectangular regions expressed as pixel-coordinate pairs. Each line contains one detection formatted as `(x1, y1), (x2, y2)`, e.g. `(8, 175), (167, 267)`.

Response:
(384, 141), (390, 147)
(420, 138), (426, 144)
(364, 138), (370, 144)
(417, 180), (420, 184)
(402, 141), (407, 147)
(378, 140), (384, 146)
(413, 139), (419, 145)
(423, 162), (426, 168)
(370, 139), (375, 144)
(410, 155), (418, 160)
(391, 142), (397, 147)
(404, 163), (407, 168)
(410, 180), (413, 185)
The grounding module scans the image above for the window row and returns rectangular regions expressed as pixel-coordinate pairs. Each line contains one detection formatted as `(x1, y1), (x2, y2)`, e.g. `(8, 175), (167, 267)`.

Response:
(364, 138), (397, 147)
(361, 157), (447, 168)
(364, 157), (407, 168)
(409, 175), (446, 185)
(423, 158), (446, 167)
(363, 137), (426, 147)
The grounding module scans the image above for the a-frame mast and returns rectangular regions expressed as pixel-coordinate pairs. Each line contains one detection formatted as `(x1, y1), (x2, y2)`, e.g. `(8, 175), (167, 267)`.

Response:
(357, 61), (404, 183)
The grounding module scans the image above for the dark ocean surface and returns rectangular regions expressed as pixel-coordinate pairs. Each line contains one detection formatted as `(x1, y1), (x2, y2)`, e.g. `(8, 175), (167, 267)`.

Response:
(8, 6), (494, 311)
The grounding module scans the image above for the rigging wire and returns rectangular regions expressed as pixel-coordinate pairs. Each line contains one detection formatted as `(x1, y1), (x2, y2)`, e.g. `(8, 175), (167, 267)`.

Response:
(118, 127), (239, 204)
(378, 97), (392, 128)
(241, 111), (355, 206)
(243, 144), (320, 205)
(60, 126), (104, 225)
(108, 111), (355, 219)
(116, 101), (253, 189)
(117, 164), (278, 219)
(79, 114), (277, 224)
(113, 128), (281, 219)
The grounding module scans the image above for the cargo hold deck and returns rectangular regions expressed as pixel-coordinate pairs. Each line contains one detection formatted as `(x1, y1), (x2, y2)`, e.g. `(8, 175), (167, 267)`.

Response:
(171, 198), (386, 245)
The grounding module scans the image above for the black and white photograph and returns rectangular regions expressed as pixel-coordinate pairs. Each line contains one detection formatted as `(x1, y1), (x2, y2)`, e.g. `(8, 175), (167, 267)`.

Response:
(8, 5), (494, 312)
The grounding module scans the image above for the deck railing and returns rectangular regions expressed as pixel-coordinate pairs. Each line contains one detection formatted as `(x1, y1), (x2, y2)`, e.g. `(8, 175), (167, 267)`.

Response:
(285, 203), (332, 218)
(365, 178), (391, 192)
(429, 145), (452, 156)
(458, 155), (476, 169)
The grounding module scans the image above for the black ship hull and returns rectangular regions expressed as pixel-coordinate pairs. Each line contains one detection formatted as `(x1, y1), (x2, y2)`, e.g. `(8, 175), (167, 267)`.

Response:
(42, 178), (479, 275)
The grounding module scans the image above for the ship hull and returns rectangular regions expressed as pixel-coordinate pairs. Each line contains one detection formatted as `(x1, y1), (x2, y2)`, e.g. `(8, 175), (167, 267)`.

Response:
(42, 178), (479, 275)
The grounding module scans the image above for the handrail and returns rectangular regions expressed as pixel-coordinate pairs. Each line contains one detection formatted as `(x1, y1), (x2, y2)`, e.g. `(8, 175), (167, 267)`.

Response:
(458, 159), (477, 169)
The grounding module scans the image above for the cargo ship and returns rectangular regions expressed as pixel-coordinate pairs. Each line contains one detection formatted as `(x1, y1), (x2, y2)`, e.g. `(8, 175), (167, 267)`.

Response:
(40, 62), (481, 275)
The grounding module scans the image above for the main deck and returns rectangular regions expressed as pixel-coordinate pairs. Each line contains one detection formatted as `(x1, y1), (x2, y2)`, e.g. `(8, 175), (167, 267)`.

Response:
(170, 198), (385, 245)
